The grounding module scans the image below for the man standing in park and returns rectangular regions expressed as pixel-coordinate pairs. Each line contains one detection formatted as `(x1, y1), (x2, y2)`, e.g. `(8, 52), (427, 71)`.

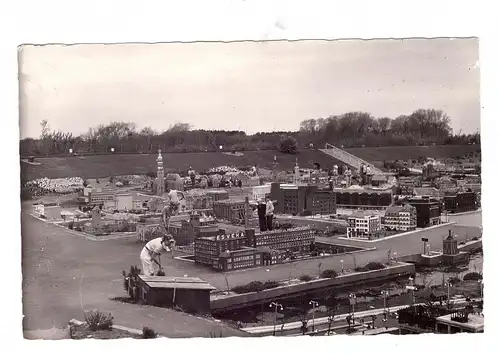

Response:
(161, 188), (182, 232)
(265, 197), (274, 231)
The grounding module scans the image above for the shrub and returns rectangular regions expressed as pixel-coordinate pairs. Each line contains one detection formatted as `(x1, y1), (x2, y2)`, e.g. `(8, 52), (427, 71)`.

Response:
(122, 265), (141, 293)
(142, 326), (158, 339)
(279, 135), (298, 154)
(231, 280), (280, 294)
(299, 275), (313, 282)
(448, 276), (461, 285)
(471, 236), (479, 241)
(84, 309), (114, 331)
(321, 269), (338, 279)
(300, 209), (312, 217)
(463, 272), (483, 281)
(68, 221), (74, 230)
(364, 262), (385, 271)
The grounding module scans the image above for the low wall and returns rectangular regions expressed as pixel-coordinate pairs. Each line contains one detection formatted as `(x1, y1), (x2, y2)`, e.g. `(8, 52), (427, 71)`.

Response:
(210, 263), (415, 312)
(458, 239), (482, 253)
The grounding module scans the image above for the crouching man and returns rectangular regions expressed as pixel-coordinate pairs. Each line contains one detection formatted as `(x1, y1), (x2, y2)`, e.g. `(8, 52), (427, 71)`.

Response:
(140, 235), (176, 276)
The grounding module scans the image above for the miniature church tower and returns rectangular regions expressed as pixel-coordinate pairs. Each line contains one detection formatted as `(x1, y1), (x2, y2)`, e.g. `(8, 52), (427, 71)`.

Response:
(156, 149), (165, 196)
(293, 158), (300, 185)
(272, 155), (278, 182)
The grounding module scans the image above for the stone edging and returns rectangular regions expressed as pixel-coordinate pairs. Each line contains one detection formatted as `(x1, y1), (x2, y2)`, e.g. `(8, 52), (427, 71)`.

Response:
(69, 319), (147, 337)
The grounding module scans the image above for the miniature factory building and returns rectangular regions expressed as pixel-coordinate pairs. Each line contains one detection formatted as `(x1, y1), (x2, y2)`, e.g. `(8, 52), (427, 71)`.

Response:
(136, 275), (215, 314)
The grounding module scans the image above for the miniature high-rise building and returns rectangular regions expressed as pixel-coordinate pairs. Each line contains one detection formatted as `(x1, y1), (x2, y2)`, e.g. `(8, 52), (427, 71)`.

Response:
(156, 149), (165, 196)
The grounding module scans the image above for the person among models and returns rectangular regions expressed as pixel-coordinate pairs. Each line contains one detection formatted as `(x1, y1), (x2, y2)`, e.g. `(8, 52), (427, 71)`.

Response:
(257, 198), (267, 232)
(140, 235), (175, 276)
(265, 197), (274, 231)
(188, 166), (196, 186)
(160, 188), (181, 232)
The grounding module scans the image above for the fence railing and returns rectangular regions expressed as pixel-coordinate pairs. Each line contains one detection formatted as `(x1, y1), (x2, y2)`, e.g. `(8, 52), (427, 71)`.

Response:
(323, 144), (382, 174)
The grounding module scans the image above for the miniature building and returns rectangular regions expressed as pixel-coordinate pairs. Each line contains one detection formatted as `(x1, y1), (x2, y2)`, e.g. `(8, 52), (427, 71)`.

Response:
(413, 187), (443, 201)
(408, 196), (441, 228)
(271, 183), (336, 215)
(347, 211), (381, 238)
(169, 212), (221, 246)
(245, 227), (315, 253)
(371, 175), (387, 187)
(258, 247), (287, 266)
(206, 190), (230, 202)
(443, 229), (458, 255)
(252, 184), (272, 201)
(115, 193), (133, 211)
(136, 276), (215, 314)
(399, 177), (417, 196)
(217, 247), (262, 271)
(213, 199), (246, 221)
(194, 231), (247, 268)
(333, 188), (393, 211)
(435, 176), (457, 191)
(435, 313), (484, 334)
(384, 204), (417, 231)
(444, 190), (477, 214)
(89, 191), (116, 209)
(441, 229), (468, 265)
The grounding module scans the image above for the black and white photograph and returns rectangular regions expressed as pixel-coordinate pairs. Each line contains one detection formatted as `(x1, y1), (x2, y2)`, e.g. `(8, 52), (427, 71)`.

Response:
(18, 36), (483, 340)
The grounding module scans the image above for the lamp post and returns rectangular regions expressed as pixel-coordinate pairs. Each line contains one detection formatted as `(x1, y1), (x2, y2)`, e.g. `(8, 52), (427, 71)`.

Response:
(348, 293), (357, 324)
(406, 277), (416, 308)
(446, 281), (452, 303)
(309, 300), (319, 333)
(381, 290), (389, 329)
(269, 302), (283, 336)
(340, 259), (344, 273)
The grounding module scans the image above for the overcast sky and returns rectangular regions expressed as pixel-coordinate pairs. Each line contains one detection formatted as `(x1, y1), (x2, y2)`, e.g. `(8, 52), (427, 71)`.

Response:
(18, 38), (480, 139)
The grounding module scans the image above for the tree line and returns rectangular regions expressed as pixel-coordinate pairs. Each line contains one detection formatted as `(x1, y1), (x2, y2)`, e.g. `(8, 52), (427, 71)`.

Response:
(20, 109), (480, 157)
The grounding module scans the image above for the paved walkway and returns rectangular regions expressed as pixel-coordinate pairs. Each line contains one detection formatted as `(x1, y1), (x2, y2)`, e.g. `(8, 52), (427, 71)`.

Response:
(21, 207), (249, 338)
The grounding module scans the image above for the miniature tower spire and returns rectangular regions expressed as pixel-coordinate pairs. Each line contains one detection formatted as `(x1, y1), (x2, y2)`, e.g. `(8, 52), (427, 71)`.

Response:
(272, 155), (278, 182)
(294, 158), (300, 185)
(156, 149), (165, 196)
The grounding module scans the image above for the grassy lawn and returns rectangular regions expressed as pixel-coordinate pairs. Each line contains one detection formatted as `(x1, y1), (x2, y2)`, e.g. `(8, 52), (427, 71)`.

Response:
(344, 144), (480, 162)
(21, 150), (344, 180)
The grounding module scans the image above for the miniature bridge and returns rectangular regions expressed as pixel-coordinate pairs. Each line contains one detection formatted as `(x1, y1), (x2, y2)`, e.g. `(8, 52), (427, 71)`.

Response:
(320, 143), (383, 175)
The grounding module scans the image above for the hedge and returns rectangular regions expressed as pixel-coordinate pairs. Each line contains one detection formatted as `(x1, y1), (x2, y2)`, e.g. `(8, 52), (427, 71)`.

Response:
(231, 280), (281, 294)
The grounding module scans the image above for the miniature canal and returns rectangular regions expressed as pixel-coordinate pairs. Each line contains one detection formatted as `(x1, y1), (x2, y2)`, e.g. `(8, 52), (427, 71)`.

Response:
(213, 251), (483, 327)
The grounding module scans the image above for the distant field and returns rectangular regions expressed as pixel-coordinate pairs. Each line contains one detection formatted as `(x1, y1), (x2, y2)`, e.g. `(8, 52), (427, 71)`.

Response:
(344, 145), (480, 162)
(21, 150), (345, 180)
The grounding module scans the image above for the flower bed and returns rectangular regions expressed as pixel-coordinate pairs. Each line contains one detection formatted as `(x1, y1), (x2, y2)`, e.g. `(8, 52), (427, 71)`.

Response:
(25, 177), (84, 195)
(70, 324), (141, 339)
